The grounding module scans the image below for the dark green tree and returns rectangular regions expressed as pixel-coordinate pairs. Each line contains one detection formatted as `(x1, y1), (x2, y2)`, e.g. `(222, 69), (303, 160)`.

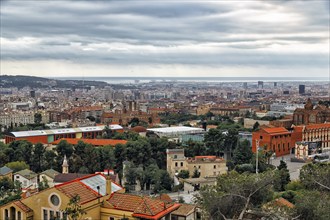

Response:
(31, 142), (46, 172)
(177, 170), (190, 179)
(64, 195), (86, 220)
(233, 140), (252, 165)
(34, 112), (42, 124)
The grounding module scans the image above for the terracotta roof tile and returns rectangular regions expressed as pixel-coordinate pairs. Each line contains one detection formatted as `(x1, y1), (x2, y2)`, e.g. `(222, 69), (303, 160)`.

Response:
(13, 201), (32, 213)
(171, 204), (196, 216)
(305, 123), (330, 130)
(108, 193), (179, 219)
(56, 181), (99, 204)
(262, 127), (290, 135)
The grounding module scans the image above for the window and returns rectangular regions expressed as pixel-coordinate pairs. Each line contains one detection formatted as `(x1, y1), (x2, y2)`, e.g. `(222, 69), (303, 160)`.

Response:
(214, 165), (216, 169)
(50, 210), (55, 220)
(180, 162), (183, 167)
(43, 209), (48, 220)
(175, 162), (178, 167)
(260, 136), (263, 139)
(109, 218), (115, 220)
(198, 166), (201, 169)
(174, 155), (177, 159)
(50, 194), (60, 206)
(17, 211), (21, 220)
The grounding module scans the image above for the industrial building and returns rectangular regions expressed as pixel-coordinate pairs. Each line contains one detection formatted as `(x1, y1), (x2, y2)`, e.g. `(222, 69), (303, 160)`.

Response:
(4, 125), (124, 144)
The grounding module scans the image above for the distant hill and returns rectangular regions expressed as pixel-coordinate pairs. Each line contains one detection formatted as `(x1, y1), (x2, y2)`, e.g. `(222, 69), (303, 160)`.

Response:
(0, 75), (108, 89)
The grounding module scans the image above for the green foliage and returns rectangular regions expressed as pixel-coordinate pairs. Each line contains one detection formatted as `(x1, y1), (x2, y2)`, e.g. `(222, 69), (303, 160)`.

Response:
(285, 180), (304, 191)
(299, 162), (330, 191)
(64, 195), (86, 220)
(38, 176), (49, 191)
(34, 113), (42, 124)
(294, 190), (330, 220)
(177, 170), (190, 179)
(5, 161), (29, 172)
(252, 121), (260, 131)
(197, 171), (275, 219)
(232, 140), (252, 165)
(235, 164), (254, 174)
(0, 179), (22, 206)
(192, 168), (200, 178)
(274, 160), (290, 191)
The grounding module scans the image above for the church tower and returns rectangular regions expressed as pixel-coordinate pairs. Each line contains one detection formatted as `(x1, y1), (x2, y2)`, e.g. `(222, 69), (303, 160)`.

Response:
(62, 155), (69, 174)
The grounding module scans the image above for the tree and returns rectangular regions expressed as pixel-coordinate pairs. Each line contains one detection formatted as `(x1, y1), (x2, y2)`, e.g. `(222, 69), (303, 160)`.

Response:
(31, 143), (46, 172)
(274, 160), (290, 191)
(197, 171), (275, 220)
(204, 128), (225, 156)
(5, 161), (29, 172)
(38, 176), (49, 191)
(252, 122), (260, 131)
(192, 168), (200, 178)
(299, 162), (330, 191)
(34, 112), (42, 124)
(232, 140), (252, 165)
(177, 170), (190, 179)
(64, 195), (86, 220)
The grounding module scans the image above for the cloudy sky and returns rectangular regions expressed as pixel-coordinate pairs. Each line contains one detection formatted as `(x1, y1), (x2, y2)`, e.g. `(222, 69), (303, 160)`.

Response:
(1, 0), (329, 78)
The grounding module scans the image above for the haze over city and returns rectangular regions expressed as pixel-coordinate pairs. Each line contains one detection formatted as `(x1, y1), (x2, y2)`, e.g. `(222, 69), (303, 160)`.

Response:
(1, 0), (329, 78)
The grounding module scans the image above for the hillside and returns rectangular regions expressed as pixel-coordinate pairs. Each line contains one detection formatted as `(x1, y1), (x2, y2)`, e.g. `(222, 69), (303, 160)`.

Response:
(0, 75), (108, 89)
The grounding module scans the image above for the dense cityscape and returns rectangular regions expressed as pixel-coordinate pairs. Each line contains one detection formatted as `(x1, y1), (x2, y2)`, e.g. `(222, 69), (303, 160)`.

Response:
(0, 76), (329, 219)
(1, 1), (329, 220)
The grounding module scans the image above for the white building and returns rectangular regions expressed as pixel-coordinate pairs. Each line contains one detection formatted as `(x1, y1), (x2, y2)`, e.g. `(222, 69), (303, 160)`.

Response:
(14, 169), (38, 190)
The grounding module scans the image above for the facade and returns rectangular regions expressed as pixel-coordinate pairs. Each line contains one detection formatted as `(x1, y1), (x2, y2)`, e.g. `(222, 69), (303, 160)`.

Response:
(293, 98), (330, 125)
(4, 125), (124, 144)
(39, 169), (60, 188)
(166, 149), (228, 178)
(102, 110), (160, 126)
(0, 112), (34, 128)
(252, 123), (330, 157)
(295, 141), (322, 160)
(14, 169), (38, 190)
(252, 127), (292, 157)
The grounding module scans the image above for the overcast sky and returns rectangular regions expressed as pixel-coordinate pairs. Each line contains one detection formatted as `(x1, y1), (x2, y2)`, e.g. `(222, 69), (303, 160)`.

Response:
(1, 0), (329, 78)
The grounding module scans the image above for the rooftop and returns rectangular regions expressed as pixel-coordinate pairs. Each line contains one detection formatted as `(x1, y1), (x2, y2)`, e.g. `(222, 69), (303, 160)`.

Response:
(51, 138), (127, 146)
(147, 126), (204, 134)
(107, 193), (180, 220)
(0, 166), (13, 175)
(10, 125), (123, 138)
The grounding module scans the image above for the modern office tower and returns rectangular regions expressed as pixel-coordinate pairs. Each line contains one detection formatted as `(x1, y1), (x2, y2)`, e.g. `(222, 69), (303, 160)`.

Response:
(258, 81), (264, 89)
(30, 90), (36, 98)
(243, 82), (248, 89)
(274, 82), (277, 87)
(299, 85), (305, 94)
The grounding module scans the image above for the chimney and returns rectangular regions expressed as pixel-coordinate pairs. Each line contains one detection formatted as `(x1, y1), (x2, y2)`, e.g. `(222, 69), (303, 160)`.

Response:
(106, 175), (112, 196)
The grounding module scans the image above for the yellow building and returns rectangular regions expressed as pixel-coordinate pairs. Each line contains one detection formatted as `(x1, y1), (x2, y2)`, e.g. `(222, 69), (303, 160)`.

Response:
(166, 149), (228, 178)
(0, 173), (124, 220)
(0, 173), (192, 220)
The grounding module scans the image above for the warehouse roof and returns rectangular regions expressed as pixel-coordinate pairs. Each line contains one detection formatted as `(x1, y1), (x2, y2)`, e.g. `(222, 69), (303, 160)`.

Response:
(147, 126), (204, 134)
(10, 125), (123, 138)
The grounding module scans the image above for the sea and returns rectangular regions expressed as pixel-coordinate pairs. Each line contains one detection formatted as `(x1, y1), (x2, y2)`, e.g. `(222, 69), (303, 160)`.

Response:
(54, 77), (329, 84)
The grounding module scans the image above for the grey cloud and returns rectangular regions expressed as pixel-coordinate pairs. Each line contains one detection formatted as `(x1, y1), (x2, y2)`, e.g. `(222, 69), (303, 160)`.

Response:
(1, 0), (329, 70)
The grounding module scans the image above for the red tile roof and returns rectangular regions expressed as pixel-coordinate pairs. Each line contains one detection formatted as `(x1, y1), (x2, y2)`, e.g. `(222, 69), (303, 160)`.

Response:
(262, 127), (290, 135)
(56, 181), (99, 205)
(108, 193), (180, 219)
(13, 201), (32, 213)
(51, 138), (127, 146)
(304, 123), (330, 130)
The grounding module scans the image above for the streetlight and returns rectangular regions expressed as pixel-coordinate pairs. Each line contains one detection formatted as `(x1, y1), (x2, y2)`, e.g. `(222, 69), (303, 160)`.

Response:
(256, 140), (259, 175)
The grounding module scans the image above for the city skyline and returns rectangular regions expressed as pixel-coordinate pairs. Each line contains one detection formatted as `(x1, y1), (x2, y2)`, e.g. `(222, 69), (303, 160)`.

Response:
(1, 0), (329, 78)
